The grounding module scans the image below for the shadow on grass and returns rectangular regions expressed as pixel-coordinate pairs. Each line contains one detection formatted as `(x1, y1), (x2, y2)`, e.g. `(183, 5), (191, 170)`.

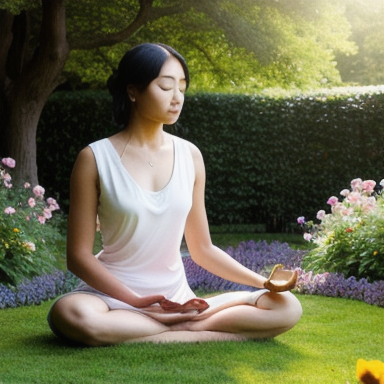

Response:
(14, 332), (304, 384)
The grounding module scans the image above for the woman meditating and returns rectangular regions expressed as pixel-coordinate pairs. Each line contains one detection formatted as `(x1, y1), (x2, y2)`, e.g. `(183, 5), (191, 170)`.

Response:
(48, 43), (302, 346)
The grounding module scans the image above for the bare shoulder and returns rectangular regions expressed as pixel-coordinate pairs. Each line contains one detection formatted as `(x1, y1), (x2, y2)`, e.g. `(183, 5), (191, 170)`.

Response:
(71, 146), (98, 182)
(69, 146), (99, 210)
(75, 146), (96, 167)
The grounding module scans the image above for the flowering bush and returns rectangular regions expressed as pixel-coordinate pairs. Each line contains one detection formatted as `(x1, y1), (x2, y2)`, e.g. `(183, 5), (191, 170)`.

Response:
(0, 158), (64, 285)
(298, 178), (384, 282)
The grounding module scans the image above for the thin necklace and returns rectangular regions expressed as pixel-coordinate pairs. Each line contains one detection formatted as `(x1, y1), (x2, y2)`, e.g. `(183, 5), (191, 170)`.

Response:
(120, 135), (131, 159)
(120, 135), (155, 167)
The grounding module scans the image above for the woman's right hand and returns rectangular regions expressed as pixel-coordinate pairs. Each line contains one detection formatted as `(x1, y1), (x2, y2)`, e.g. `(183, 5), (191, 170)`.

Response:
(131, 295), (167, 308)
(159, 298), (209, 313)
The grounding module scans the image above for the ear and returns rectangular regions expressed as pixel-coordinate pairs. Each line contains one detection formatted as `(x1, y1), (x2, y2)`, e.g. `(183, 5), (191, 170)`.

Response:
(126, 85), (136, 102)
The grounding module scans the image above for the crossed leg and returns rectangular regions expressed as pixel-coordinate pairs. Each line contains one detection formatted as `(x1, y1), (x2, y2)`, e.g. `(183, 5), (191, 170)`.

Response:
(49, 291), (302, 346)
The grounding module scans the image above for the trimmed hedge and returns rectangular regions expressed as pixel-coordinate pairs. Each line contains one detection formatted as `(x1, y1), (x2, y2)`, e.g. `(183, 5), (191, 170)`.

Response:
(37, 87), (384, 229)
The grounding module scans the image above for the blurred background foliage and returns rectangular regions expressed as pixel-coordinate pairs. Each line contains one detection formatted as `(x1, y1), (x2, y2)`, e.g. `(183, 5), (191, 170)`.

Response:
(55, 0), (383, 93)
(37, 86), (384, 231)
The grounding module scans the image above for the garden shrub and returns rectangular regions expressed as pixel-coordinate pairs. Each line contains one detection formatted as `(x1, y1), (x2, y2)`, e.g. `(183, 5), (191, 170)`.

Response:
(298, 178), (384, 282)
(0, 158), (65, 286)
(37, 86), (384, 229)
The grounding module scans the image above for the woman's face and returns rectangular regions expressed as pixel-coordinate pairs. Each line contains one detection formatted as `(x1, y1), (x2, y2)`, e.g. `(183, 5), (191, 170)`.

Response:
(131, 55), (187, 126)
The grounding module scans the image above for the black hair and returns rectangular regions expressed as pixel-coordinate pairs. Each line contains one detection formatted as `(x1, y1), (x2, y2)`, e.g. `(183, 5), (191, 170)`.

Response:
(107, 43), (190, 128)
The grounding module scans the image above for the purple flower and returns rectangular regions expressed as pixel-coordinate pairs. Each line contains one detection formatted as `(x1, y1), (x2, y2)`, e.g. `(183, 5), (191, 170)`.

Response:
(297, 216), (306, 225)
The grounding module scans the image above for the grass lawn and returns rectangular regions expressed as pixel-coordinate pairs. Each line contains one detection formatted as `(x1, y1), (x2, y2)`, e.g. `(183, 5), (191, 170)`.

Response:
(1, 294), (383, 384)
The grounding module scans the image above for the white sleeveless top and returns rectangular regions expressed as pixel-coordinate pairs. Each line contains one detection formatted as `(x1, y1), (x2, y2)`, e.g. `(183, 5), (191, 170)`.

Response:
(87, 136), (196, 305)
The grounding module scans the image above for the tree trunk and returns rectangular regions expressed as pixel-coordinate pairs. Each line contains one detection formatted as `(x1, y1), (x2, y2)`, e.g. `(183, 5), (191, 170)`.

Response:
(3, 0), (69, 186)
(0, 9), (14, 156)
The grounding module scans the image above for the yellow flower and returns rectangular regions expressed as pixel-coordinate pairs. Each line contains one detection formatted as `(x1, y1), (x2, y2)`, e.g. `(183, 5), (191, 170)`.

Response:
(356, 359), (384, 384)
(13, 228), (20, 233)
(373, 250), (379, 256)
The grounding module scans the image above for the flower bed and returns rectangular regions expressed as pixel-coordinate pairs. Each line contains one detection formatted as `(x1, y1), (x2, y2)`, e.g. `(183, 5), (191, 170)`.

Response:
(1, 240), (384, 309)
(0, 270), (79, 309)
(184, 240), (384, 308)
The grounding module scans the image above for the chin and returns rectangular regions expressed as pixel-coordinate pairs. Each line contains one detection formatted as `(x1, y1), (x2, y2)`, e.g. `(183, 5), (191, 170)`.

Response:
(165, 117), (180, 125)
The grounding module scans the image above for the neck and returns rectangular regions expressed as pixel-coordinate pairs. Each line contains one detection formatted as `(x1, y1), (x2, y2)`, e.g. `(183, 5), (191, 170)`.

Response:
(124, 117), (165, 149)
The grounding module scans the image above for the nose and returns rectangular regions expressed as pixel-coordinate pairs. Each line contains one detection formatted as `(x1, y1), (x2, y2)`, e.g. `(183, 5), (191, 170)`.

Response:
(172, 88), (184, 104)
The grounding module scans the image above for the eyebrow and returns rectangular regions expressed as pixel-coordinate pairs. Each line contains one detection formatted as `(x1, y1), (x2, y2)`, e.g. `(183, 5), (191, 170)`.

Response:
(159, 75), (186, 82)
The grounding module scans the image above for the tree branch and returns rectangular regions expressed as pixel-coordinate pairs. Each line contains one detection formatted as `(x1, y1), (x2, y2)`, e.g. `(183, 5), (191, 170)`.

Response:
(70, 0), (155, 50)
(12, 0), (69, 99)
(189, 40), (234, 84)
(146, 1), (192, 23)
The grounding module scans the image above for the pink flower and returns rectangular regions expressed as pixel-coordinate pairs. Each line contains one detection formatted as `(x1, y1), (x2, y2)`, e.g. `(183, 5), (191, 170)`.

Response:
(4, 181), (12, 189)
(3, 173), (11, 182)
(4, 206), (16, 215)
(316, 210), (326, 220)
(37, 215), (46, 224)
(340, 189), (350, 197)
(362, 196), (376, 212)
(351, 178), (362, 191)
(32, 185), (45, 198)
(297, 216), (305, 225)
(43, 208), (52, 219)
(331, 202), (344, 214)
(24, 182), (31, 189)
(341, 207), (354, 216)
(303, 233), (313, 241)
(327, 196), (339, 206)
(46, 197), (60, 211)
(362, 179), (376, 194)
(28, 197), (36, 208)
(347, 192), (362, 204)
(1, 157), (16, 168)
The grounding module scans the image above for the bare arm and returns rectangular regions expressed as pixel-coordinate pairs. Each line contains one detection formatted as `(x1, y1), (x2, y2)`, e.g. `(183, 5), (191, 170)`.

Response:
(184, 143), (267, 289)
(66, 147), (165, 308)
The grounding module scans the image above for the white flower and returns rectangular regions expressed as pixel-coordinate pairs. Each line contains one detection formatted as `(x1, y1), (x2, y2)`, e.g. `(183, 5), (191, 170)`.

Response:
(303, 233), (313, 241)
(24, 242), (36, 252)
